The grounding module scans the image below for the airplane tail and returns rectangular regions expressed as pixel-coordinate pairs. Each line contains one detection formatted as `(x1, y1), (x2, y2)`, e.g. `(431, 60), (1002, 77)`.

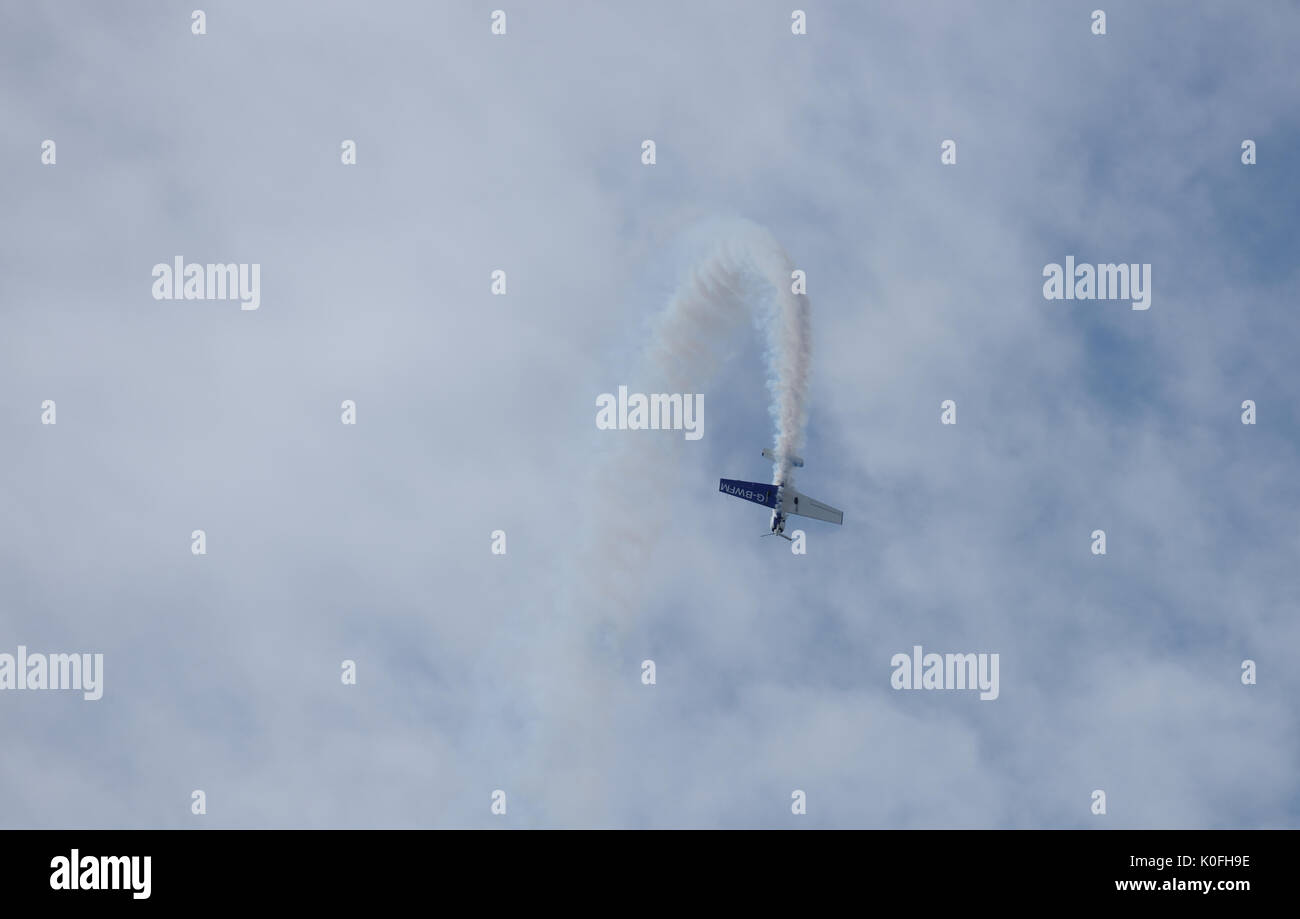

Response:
(718, 479), (779, 508)
(762, 448), (804, 468)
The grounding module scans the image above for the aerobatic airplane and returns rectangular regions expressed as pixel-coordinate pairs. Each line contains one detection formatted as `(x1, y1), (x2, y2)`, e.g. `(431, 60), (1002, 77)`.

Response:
(719, 448), (844, 540)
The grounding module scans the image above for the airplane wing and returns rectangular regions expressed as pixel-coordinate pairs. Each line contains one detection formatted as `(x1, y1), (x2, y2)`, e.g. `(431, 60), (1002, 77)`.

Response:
(719, 478), (779, 508)
(786, 489), (843, 525)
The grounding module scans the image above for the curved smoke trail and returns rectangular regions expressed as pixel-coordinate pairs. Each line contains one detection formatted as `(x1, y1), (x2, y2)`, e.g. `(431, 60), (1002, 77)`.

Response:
(645, 219), (812, 487)
(528, 219), (812, 825)
(580, 218), (813, 621)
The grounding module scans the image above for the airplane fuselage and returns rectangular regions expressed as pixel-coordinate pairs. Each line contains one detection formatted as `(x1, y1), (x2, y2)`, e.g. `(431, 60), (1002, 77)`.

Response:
(770, 483), (788, 534)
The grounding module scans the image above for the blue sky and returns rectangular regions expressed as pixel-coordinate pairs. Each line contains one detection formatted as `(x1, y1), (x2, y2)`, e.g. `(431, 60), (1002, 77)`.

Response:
(1, 1), (1297, 828)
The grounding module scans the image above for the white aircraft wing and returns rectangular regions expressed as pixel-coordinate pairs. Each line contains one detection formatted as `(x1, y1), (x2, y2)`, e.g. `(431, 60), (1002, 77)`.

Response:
(786, 489), (843, 525)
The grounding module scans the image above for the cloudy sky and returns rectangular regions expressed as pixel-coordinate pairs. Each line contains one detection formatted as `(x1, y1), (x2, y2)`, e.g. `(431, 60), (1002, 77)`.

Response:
(2, 1), (1297, 828)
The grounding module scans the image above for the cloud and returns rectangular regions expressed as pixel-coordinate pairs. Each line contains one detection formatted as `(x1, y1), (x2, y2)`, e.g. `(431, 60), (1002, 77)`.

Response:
(1, 0), (1296, 828)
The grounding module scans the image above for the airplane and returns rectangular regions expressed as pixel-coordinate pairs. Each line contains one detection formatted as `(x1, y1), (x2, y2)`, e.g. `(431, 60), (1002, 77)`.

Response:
(719, 448), (844, 540)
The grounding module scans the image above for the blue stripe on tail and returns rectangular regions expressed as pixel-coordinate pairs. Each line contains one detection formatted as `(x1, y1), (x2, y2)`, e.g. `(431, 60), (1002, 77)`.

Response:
(718, 479), (779, 508)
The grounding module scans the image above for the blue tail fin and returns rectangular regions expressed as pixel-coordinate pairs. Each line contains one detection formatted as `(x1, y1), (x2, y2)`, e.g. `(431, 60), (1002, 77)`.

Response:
(719, 479), (779, 508)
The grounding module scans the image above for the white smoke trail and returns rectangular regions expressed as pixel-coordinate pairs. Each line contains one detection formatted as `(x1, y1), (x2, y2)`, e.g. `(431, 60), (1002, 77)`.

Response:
(577, 218), (813, 618)
(526, 220), (813, 825)
(644, 219), (812, 486)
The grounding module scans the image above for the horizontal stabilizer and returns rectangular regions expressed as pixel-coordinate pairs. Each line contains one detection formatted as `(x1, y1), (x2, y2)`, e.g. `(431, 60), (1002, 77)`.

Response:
(719, 478), (779, 508)
(787, 489), (843, 525)
(762, 448), (804, 468)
